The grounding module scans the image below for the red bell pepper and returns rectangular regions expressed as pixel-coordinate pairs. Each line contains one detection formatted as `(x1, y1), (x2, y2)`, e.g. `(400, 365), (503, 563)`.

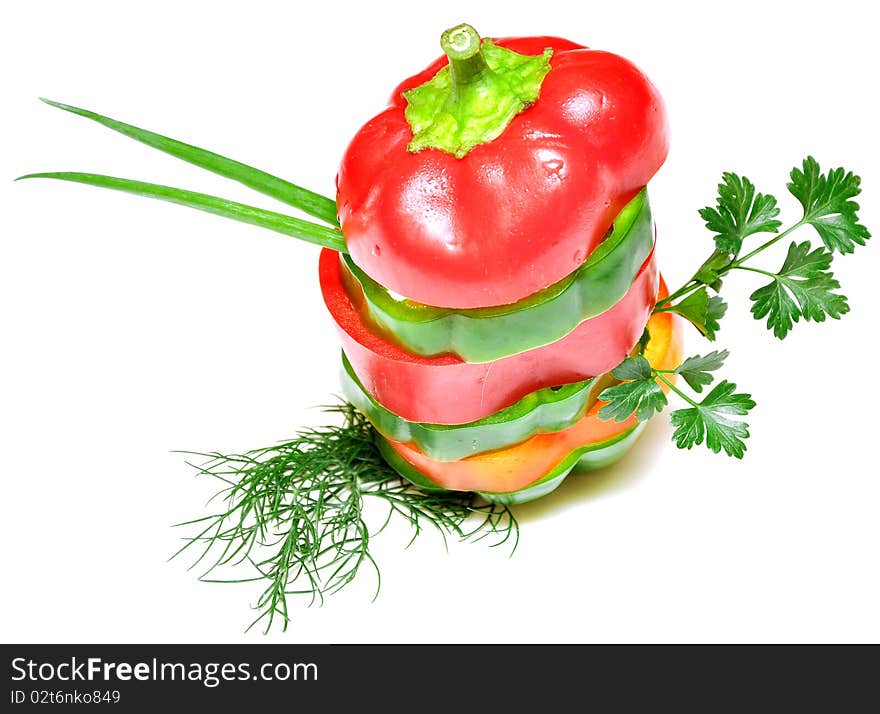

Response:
(336, 29), (668, 308)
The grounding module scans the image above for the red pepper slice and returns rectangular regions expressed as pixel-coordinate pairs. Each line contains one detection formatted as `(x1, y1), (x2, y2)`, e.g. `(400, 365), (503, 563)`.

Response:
(319, 245), (658, 425)
(336, 35), (668, 308)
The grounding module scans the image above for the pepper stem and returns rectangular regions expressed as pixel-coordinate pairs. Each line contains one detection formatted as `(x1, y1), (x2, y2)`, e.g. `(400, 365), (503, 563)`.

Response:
(404, 24), (553, 157)
(440, 23), (488, 85)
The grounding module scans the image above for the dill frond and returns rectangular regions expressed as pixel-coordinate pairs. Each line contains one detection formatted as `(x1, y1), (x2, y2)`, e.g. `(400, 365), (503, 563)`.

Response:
(172, 403), (517, 632)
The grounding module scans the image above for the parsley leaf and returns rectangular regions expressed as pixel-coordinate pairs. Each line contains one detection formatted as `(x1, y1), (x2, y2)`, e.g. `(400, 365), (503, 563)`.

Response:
(664, 287), (727, 340)
(598, 356), (667, 422)
(749, 241), (849, 339)
(674, 350), (729, 392)
(669, 381), (756, 459)
(610, 355), (653, 381)
(699, 172), (781, 255)
(787, 156), (870, 254)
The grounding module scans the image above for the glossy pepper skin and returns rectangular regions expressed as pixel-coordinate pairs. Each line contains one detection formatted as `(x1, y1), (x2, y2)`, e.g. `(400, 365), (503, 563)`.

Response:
(340, 189), (655, 362)
(320, 244), (658, 425)
(336, 34), (668, 308)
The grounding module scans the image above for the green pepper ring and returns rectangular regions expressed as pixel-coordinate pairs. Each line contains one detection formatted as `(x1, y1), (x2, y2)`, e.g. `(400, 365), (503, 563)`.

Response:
(341, 189), (654, 362)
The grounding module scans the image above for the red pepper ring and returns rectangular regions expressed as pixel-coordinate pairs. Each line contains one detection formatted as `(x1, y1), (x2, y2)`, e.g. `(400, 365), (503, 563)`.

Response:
(319, 245), (659, 425)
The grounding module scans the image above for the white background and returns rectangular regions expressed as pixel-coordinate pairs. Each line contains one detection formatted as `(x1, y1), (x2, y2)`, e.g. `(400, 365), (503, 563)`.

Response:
(2, 0), (878, 644)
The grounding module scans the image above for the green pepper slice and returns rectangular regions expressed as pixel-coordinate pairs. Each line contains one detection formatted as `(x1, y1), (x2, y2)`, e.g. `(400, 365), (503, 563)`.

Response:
(341, 351), (612, 461)
(340, 189), (654, 363)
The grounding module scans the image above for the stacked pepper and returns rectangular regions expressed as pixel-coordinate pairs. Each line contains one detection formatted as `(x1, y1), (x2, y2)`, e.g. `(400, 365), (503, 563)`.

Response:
(21, 23), (683, 506)
(323, 24), (682, 504)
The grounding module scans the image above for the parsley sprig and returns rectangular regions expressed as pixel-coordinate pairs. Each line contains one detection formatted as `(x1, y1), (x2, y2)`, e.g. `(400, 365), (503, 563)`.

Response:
(657, 156), (868, 339)
(599, 351), (755, 458)
(600, 157), (868, 457)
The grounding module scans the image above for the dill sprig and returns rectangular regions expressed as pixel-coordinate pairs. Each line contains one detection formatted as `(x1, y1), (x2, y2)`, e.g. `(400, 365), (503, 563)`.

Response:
(172, 403), (517, 633)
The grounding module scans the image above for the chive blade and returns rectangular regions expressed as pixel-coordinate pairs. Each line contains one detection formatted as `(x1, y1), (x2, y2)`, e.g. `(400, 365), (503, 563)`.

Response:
(40, 99), (340, 226)
(17, 172), (346, 252)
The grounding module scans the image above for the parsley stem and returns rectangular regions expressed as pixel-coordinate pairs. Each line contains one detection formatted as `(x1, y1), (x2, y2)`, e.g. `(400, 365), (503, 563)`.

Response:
(654, 279), (709, 312)
(730, 265), (778, 278)
(730, 220), (805, 267)
(654, 279), (700, 311)
(656, 220), (807, 313)
(654, 372), (700, 408)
